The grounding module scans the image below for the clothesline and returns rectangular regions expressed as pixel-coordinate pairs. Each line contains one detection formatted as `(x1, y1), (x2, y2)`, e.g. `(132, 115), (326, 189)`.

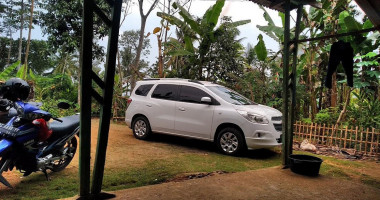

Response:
(289, 26), (380, 44)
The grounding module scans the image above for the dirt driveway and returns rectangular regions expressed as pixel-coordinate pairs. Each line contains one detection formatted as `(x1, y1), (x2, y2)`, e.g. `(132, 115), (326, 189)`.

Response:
(67, 120), (380, 200)
(106, 166), (380, 200)
(1, 119), (380, 199)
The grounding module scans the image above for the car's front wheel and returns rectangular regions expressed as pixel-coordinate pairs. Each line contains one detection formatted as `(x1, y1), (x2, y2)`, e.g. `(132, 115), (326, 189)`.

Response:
(216, 127), (246, 156)
(132, 116), (152, 140)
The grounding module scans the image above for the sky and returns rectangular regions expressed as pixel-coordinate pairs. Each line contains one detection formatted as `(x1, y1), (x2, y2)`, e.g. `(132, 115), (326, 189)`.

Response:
(25, 0), (366, 67)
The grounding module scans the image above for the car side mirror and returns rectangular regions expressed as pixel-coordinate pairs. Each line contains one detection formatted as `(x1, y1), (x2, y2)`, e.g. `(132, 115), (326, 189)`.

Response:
(201, 97), (212, 104)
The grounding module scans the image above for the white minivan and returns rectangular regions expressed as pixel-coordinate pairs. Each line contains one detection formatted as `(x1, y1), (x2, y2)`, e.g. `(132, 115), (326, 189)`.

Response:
(125, 79), (282, 155)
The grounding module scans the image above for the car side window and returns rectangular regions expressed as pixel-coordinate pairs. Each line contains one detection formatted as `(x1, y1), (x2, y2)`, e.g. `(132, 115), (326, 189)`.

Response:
(151, 84), (178, 100)
(135, 84), (154, 96)
(179, 85), (211, 104)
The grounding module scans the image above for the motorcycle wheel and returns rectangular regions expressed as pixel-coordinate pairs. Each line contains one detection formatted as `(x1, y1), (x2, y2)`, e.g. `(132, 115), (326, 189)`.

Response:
(51, 136), (77, 172)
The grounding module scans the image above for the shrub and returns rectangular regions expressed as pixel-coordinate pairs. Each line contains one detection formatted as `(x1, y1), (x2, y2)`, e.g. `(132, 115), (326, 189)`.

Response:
(314, 107), (340, 125)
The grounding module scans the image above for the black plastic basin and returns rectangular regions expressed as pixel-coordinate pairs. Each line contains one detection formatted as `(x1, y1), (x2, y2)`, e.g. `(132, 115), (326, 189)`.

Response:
(289, 154), (323, 176)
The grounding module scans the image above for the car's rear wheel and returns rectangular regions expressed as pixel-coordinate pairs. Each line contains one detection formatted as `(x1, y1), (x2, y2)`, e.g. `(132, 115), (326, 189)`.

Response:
(216, 127), (245, 156)
(132, 116), (151, 140)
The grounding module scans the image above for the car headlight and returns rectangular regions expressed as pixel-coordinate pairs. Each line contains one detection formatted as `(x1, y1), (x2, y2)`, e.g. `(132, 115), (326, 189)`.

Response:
(237, 110), (269, 124)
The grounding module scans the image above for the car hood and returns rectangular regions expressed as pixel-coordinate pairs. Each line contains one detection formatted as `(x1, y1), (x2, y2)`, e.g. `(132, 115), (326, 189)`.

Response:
(234, 104), (282, 119)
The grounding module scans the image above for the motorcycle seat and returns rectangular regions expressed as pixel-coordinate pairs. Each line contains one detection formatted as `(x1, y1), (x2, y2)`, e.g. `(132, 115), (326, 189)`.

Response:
(50, 115), (80, 138)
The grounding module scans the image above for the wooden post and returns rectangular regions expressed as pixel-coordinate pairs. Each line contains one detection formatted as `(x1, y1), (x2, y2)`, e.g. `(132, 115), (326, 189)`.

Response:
(306, 123), (310, 141)
(332, 125), (336, 146)
(301, 122), (304, 141)
(322, 124), (326, 144)
(344, 126), (348, 149)
(91, 0), (122, 194)
(281, 0), (291, 167)
(318, 123), (322, 144)
(355, 126), (359, 152)
(360, 127), (363, 153)
(298, 121), (301, 138)
(376, 129), (380, 153)
(370, 128), (375, 154)
(79, 0), (94, 196)
(289, 3), (302, 159)
(365, 128), (369, 155)
(329, 125), (333, 146)
(339, 125), (344, 148)
(349, 126), (353, 148)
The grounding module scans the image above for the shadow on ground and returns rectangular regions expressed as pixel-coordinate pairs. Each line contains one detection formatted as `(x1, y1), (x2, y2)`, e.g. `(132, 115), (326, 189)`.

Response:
(148, 133), (280, 160)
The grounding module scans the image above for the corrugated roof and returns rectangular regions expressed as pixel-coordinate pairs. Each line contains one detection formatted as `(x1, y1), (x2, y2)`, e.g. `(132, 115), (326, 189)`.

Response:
(355, 0), (380, 27)
(249, 0), (380, 28)
(248, 0), (320, 12)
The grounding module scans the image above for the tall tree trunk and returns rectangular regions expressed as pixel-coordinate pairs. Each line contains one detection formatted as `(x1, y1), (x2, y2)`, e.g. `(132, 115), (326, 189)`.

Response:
(261, 64), (266, 104)
(17, 0), (24, 67)
(157, 35), (163, 78)
(336, 87), (353, 125)
(6, 34), (13, 66)
(331, 73), (337, 107)
(23, 0), (34, 79)
(6, 3), (14, 66)
(117, 49), (123, 88)
(131, 0), (158, 90)
(307, 53), (315, 119)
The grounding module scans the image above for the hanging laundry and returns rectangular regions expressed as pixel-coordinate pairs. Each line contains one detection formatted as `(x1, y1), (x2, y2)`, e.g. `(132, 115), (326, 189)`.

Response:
(325, 40), (354, 88)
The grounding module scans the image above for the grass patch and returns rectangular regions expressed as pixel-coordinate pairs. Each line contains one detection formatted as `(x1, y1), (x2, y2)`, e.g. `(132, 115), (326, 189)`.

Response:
(0, 150), (281, 199)
(102, 151), (281, 191)
(0, 170), (79, 200)
(320, 163), (351, 179)
(361, 175), (380, 189)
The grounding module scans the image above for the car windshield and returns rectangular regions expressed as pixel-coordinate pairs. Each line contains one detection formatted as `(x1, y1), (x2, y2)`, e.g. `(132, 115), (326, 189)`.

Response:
(206, 86), (256, 105)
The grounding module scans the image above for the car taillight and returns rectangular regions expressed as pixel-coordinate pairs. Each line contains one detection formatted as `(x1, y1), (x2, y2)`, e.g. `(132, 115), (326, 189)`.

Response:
(127, 98), (132, 106)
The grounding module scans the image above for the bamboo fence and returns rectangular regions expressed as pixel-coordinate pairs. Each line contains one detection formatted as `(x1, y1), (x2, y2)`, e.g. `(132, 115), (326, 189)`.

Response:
(293, 121), (380, 155)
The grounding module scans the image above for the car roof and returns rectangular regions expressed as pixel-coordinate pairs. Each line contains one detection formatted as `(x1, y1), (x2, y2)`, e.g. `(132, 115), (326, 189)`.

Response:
(137, 78), (219, 87)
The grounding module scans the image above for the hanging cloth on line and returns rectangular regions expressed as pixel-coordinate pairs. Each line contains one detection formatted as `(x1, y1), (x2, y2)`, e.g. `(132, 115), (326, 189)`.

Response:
(325, 40), (354, 88)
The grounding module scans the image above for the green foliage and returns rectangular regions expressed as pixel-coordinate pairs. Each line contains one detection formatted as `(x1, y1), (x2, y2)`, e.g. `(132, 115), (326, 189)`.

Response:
(0, 61), (19, 80)
(0, 38), (57, 73)
(205, 17), (245, 85)
(301, 118), (312, 124)
(254, 34), (267, 61)
(40, 98), (78, 118)
(34, 74), (77, 101)
(347, 92), (380, 129)
(39, 0), (108, 58)
(352, 52), (380, 90)
(32, 74), (78, 117)
(172, 2), (200, 34)
(202, 0), (225, 28)
(256, 6), (282, 42)
(157, 12), (198, 39)
(314, 107), (340, 125)
(315, 111), (332, 124)
(158, 0), (250, 79)
(119, 30), (150, 93)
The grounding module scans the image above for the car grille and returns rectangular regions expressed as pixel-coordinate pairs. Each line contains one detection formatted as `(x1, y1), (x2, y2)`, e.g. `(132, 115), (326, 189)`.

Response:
(271, 116), (282, 121)
(276, 134), (282, 143)
(273, 123), (282, 132)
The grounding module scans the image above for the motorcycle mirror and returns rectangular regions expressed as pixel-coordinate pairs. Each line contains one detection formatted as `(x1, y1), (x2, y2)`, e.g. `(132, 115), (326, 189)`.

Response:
(57, 102), (70, 109)
(0, 99), (10, 112)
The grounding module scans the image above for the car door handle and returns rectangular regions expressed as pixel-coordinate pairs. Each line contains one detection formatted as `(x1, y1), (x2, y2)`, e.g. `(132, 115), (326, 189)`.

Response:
(146, 104), (152, 107)
(178, 107), (185, 111)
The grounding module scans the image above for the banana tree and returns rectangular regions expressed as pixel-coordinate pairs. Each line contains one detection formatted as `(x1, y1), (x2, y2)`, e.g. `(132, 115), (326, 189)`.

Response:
(157, 0), (250, 79)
